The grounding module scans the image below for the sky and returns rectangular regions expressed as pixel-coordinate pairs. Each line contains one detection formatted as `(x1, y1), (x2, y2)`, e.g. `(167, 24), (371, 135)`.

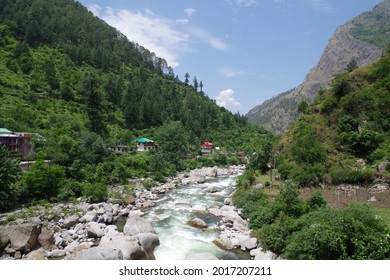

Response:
(78, 0), (382, 114)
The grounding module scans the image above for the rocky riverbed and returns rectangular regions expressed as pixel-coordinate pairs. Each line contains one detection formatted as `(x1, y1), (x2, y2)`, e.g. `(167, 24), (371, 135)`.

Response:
(0, 165), (275, 260)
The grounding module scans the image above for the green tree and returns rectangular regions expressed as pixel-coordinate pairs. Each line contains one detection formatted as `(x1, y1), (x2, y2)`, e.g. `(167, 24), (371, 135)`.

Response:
(22, 160), (66, 201)
(155, 121), (189, 167)
(0, 145), (20, 210)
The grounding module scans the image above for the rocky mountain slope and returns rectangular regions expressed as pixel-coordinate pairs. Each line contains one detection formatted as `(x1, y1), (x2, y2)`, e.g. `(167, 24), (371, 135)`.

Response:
(246, 0), (390, 134)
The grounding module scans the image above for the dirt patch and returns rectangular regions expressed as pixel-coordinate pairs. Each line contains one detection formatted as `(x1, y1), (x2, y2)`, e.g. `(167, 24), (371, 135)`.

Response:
(300, 185), (390, 209)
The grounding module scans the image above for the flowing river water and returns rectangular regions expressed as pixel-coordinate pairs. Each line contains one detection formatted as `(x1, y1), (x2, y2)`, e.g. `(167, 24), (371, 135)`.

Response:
(143, 174), (251, 260)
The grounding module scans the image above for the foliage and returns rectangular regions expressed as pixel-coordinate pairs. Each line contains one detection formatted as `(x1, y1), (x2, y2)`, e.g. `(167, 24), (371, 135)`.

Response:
(21, 160), (66, 202)
(0, 145), (21, 210)
(82, 182), (108, 203)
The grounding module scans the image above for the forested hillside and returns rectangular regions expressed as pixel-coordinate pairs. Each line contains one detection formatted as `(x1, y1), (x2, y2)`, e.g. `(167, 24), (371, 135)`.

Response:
(0, 0), (272, 210)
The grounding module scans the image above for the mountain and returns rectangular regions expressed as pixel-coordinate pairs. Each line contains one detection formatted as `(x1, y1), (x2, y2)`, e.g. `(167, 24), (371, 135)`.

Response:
(246, 0), (390, 134)
(275, 46), (390, 187)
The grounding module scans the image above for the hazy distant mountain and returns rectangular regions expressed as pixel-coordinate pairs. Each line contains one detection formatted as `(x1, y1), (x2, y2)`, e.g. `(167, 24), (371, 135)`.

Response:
(246, 0), (390, 134)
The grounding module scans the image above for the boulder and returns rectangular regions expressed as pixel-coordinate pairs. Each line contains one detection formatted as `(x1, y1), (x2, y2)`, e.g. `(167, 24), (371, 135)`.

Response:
(99, 235), (148, 260)
(38, 229), (54, 250)
(188, 218), (208, 229)
(0, 232), (10, 251)
(136, 233), (160, 259)
(63, 215), (79, 229)
(241, 238), (258, 251)
(204, 185), (218, 193)
(25, 247), (46, 260)
(86, 222), (105, 238)
(123, 215), (156, 236)
(123, 195), (135, 205)
(79, 211), (98, 223)
(0, 223), (41, 251)
(185, 252), (219, 260)
(75, 247), (123, 260)
(254, 250), (278, 260)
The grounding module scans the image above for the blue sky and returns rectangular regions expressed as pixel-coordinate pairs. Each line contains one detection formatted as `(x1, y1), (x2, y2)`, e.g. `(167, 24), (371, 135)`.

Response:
(78, 0), (382, 114)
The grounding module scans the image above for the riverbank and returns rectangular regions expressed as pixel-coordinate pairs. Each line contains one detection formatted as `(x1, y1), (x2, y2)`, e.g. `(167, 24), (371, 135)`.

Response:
(0, 165), (264, 260)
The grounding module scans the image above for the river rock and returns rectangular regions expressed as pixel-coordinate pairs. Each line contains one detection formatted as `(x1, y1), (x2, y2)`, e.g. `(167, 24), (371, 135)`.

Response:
(79, 211), (98, 223)
(188, 218), (208, 229)
(38, 229), (54, 250)
(241, 237), (258, 251)
(254, 249), (278, 260)
(25, 247), (46, 260)
(136, 233), (160, 259)
(123, 215), (156, 236)
(75, 247), (123, 260)
(185, 252), (219, 260)
(86, 222), (105, 238)
(99, 234), (148, 260)
(0, 223), (41, 251)
(204, 185), (218, 193)
(63, 215), (79, 229)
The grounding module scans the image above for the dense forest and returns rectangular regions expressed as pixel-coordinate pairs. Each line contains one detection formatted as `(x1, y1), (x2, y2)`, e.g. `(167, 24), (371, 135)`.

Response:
(0, 0), (273, 210)
(234, 47), (390, 260)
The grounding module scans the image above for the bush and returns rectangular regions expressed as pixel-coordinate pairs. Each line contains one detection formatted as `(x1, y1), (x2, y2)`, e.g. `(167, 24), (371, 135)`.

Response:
(329, 166), (375, 185)
(21, 160), (66, 201)
(82, 182), (108, 203)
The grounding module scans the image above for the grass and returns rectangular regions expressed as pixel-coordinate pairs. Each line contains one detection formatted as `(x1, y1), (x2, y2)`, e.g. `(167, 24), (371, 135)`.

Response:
(374, 208), (390, 227)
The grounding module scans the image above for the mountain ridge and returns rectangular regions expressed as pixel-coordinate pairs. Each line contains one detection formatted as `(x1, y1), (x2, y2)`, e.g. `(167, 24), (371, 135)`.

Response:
(246, 0), (390, 134)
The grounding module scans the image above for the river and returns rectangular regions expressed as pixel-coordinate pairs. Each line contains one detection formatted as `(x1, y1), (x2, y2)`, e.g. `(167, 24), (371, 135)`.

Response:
(143, 173), (251, 260)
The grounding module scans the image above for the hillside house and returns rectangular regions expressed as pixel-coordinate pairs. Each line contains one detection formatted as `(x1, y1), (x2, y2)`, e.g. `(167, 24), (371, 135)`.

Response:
(201, 141), (213, 156)
(0, 128), (42, 159)
(132, 138), (157, 152)
(108, 142), (129, 154)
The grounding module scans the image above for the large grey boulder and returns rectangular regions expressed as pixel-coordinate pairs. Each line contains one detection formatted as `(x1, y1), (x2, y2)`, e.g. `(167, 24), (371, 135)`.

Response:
(123, 215), (156, 236)
(63, 215), (79, 229)
(86, 222), (104, 238)
(99, 235), (148, 260)
(0, 223), (41, 251)
(136, 233), (160, 260)
(75, 247), (123, 260)
(188, 218), (208, 229)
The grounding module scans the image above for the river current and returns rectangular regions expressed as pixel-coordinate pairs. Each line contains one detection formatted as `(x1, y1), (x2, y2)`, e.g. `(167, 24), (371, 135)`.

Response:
(143, 173), (251, 260)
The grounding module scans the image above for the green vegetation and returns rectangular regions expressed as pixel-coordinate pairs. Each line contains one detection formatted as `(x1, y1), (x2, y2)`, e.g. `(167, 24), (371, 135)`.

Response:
(0, 0), (273, 210)
(233, 184), (390, 259)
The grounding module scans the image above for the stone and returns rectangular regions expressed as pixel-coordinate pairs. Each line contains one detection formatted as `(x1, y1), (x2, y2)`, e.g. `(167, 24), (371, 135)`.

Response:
(188, 218), (208, 229)
(184, 252), (219, 260)
(86, 222), (104, 238)
(204, 185), (218, 193)
(26, 248), (46, 260)
(0, 223), (41, 251)
(38, 229), (54, 250)
(224, 198), (232, 205)
(241, 238), (258, 251)
(123, 215), (156, 236)
(63, 215), (79, 229)
(254, 250), (278, 260)
(124, 195), (135, 205)
(28, 217), (42, 225)
(79, 211), (98, 223)
(75, 247), (123, 260)
(99, 235), (148, 260)
(0, 233), (10, 251)
(64, 240), (79, 254)
(136, 233), (160, 259)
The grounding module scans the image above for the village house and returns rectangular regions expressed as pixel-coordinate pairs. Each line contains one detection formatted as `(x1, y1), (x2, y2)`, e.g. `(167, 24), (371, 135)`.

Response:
(132, 138), (157, 152)
(0, 128), (42, 159)
(108, 141), (129, 154)
(201, 141), (213, 156)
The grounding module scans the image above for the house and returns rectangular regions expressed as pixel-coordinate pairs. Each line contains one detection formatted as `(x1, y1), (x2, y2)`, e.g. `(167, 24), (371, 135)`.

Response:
(109, 142), (129, 154)
(0, 128), (42, 159)
(201, 141), (213, 156)
(132, 138), (157, 152)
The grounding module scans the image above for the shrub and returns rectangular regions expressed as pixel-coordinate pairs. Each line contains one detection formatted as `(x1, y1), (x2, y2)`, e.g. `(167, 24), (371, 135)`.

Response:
(82, 182), (108, 203)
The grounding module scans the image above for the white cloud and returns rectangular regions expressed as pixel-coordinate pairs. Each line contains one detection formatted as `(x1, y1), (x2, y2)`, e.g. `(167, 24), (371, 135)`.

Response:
(303, 0), (336, 13)
(229, 0), (257, 7)
(88, 4), (102, 17)
(176, 18), (189, 24)
(189, 27), (228, 51)
(184, 8), (197, 17)
(91, 6), (189, 68)
(216, 89), (241, 111)
(218, 67), (248, 78)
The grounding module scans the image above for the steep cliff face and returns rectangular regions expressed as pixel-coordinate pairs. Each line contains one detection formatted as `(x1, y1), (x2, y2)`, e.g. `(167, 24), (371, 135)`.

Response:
(247, 0), (390, 134)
